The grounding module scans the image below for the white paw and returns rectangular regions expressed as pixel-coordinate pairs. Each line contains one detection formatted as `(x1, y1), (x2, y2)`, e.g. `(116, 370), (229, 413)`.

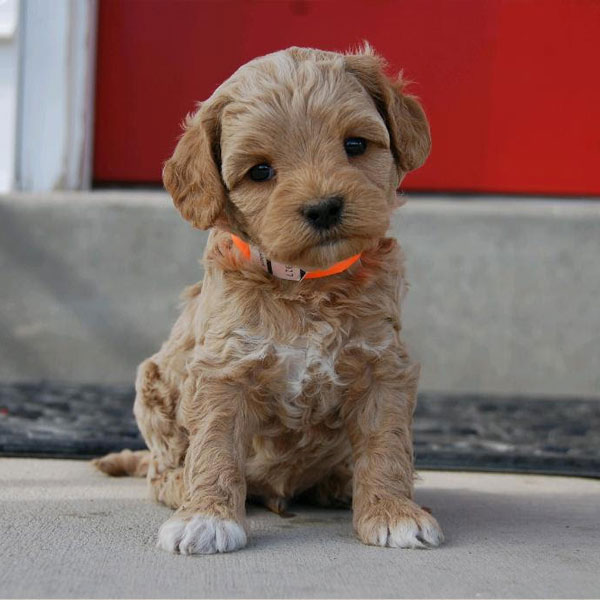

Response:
(383, 516), (444, 549)
(357, 505), (444, 549)
(157, 514), (247, 555)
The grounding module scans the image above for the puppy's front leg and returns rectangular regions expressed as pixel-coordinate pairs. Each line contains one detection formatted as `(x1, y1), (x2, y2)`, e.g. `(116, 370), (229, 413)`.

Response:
(347, 361), (444, 549)
(157, 381), (253, 555)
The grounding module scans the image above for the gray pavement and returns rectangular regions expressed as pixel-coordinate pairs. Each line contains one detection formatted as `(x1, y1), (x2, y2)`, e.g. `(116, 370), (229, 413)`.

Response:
(0, 458), (598, 598)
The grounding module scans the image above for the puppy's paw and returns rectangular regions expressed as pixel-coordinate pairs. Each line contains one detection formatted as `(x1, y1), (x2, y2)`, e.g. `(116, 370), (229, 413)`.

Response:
(355, 499), (444, 549)
(157, 514), (247, 555)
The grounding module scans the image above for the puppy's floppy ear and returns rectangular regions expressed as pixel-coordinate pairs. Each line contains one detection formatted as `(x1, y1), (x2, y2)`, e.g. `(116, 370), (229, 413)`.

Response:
(345, 48), (431, 176)
(162, 100), (227, 230)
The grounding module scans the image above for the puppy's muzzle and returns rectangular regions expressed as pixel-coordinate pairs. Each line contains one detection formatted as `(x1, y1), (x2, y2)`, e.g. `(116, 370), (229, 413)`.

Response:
(302, 196), (344, 231)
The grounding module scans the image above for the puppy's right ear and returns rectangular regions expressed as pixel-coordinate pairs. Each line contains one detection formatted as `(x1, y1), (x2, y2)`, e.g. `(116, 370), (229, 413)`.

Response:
(345, 47), (431, 179)
(162, 102), (227, 230)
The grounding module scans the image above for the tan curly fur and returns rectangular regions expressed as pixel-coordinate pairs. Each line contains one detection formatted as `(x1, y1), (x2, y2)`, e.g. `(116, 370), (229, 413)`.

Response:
(94, 45), (444, 554)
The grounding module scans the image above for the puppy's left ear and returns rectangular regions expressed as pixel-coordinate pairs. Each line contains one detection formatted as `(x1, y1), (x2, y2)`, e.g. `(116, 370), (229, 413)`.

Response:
(345, 49), (431, 177)
(163, 99), (228, 230)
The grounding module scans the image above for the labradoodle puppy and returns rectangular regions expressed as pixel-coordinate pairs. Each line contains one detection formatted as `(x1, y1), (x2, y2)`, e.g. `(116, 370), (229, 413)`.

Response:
(94, 45), (444, 554)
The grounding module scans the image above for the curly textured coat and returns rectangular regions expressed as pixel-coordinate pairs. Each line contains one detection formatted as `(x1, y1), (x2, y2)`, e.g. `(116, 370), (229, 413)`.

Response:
(94, 45), (443, 554)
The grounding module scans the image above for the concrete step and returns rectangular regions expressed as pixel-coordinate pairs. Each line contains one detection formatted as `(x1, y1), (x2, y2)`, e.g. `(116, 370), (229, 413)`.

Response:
(1, 191), (599, 398)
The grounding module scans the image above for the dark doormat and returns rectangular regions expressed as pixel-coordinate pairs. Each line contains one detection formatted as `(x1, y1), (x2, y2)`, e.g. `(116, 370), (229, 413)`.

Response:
(0, 382), (598, 478)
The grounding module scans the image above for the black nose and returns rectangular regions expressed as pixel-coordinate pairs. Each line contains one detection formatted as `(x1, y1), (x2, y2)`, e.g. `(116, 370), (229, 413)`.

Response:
(302, 196), (344, 230)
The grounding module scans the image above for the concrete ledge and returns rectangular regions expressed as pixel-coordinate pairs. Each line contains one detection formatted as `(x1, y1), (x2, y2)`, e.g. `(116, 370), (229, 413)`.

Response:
(1, 458), (599, 598)
(1, 191), (599, 397)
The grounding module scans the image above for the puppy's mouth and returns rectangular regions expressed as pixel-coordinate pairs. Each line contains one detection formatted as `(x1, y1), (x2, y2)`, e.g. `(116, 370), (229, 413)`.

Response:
(316, 234), (343, 247)
(259, 221), (377, 270)
(299, 231), (352, 257)
(279, 234), (368, 271)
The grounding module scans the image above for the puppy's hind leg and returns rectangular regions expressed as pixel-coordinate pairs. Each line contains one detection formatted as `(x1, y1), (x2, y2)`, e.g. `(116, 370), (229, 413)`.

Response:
(93, 357), (185, 481)
(133, 359), (189, 509)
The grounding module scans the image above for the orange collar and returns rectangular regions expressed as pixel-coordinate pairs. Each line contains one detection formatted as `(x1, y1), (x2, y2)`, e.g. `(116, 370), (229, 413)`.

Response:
(231, 234), (360, 281)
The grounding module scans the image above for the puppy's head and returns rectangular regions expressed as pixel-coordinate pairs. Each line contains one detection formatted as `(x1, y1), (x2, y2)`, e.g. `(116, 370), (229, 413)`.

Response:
(163, 45), (430, 270)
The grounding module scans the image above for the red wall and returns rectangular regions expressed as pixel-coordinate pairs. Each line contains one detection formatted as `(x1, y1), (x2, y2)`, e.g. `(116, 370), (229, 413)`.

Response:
(94, 0), (600, 195)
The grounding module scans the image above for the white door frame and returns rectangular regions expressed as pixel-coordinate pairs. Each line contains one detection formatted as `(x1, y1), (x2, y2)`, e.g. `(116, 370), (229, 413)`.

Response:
(0, 0), (20, 193)
(16, 0), (97, 191)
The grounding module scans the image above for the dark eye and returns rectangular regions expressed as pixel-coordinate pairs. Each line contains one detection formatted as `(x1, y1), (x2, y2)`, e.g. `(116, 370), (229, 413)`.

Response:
(248, 163), (275, 182)
(344, 137), (367, 157)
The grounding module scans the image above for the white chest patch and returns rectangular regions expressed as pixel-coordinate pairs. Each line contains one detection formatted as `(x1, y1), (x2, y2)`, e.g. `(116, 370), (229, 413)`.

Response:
(273, 338), (339, 399)
(231, 323), (340, 402)
(230, 324), (394, 413)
